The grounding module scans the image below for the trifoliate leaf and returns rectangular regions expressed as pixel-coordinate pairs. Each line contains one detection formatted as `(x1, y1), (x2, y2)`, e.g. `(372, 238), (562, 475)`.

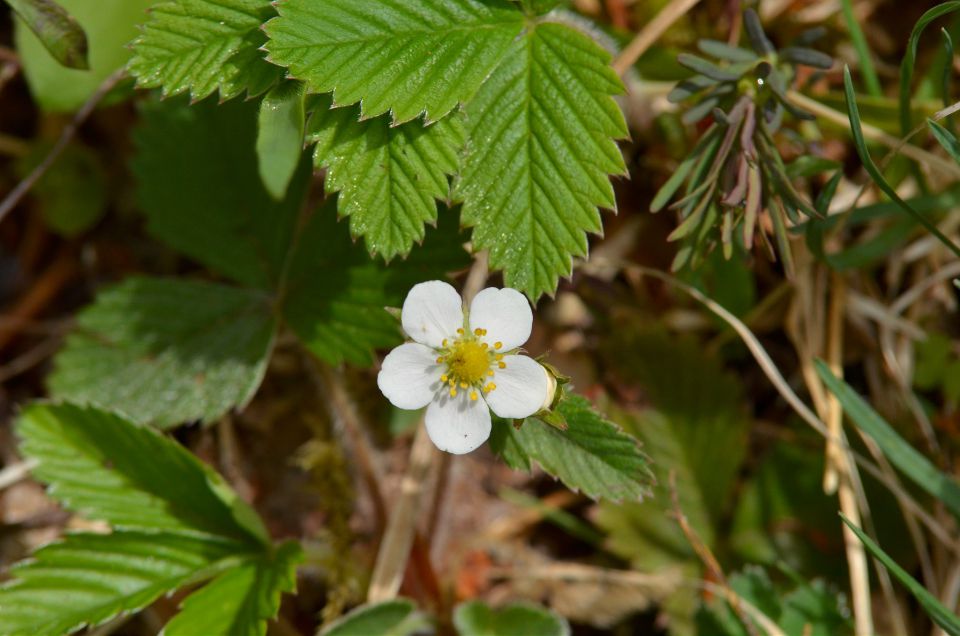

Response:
(3, 404), (298, 636)
(128, 0), (281, 101)
(263, 0), (524, 123)
(307, 95), (465, 259)
(454, 601), (571, 636)
(14, 0), (152, 111)
(163, 541), (303, 636)
(493, 395), (652, 502)
(132, 95), (310, 289)
(48, 277), (276, 430)
(281, 201), (470, 365)
(0, 532), (240, 636)
(320, 599), (431, 636)
(257, 81), (307, 200)
(16, 402), (269, 544)
(455, 22), (628, 299)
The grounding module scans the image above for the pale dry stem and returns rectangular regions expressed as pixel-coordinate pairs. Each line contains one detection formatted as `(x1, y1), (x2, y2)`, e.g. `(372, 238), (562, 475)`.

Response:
(611, 0), (703, 77)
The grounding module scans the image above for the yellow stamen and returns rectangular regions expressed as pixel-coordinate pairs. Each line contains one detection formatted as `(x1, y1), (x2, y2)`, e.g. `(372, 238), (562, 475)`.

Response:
(495, 354), (504, 361)
(436, 356), (444, 363)
(442, 339), (448, 347)
(474, 328), (483, 336)
(487, 370), (494, 376)
(457, 327), (464, 335)
(470, 391), (478, 401)
(449, 387), (457, 397)
(481, 342), (489, 349)
(460, 381), (467, 389)
(498, 361), (506, 369)
(448, 379), (455, 386)
(494, 342), (502, 349)
(484, 383), (497, 392)
(440, 374), (448, 383)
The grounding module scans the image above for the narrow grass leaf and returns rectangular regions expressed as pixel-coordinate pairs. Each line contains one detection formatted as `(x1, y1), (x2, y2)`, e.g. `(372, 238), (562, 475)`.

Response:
(843, 66), (960, 260)
(842, 516), (960, 636)
(816, 360), (960, 519)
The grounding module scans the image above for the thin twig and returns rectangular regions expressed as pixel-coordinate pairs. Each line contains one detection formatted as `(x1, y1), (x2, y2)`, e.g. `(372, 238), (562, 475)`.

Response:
(0, 68), (127, 226)
(0, 248), (76, 352)
(0, 335), (62, 384)
(669, 471), (759, 636)
(611, 0), (703, 77)
(701, 582), (788, 636)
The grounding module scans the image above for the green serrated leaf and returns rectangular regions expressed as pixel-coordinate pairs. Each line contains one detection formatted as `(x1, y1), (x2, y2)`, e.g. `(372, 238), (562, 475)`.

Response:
(132, 95), (310, 289)
(17, 403), (269, 544)
(456, 22), (627, 299)
(494, 395), (652, 502)
(7, 0), (88, 69)
(0, 531), (241, 636)
(454, 601), (570, 636)
(257, 80), (307, 201)
(282, 201), (470, 365)
(15, 0), (152, 111)
(163, 541), (303, 636)
(128, 0), (281, 101)
(320, 599), (431, 636)
(264, 0), (524, 124)
(307, 94), (465, 259)
(48, 277), (276, 430)
(593, 331), (747, 581)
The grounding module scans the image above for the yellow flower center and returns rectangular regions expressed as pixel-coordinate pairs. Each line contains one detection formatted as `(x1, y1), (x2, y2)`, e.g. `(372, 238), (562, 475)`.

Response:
(436, 327), (506, 400)
(447, 339), (489, 385)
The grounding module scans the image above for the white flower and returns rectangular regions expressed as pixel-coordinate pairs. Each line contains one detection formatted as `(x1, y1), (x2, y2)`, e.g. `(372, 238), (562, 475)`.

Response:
(377, 280), (550, 455)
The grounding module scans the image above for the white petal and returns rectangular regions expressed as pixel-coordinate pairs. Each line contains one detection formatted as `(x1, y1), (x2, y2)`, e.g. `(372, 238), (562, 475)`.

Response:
(469, 287), (532, 350)
(483, 355), (549, 419)
(424, 391), (492, 455)
(377, 343), (443, 410)
(401, 280), (464, 348)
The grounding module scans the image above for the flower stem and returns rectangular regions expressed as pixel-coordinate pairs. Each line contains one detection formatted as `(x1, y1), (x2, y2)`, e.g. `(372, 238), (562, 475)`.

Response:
(366, 416), (436, 602)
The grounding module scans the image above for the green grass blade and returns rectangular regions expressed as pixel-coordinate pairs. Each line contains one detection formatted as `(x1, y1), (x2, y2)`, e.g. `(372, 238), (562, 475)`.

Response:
(815, 360), (960, 520)
(899, 1), (960, 136)
(842, 516), (960, 636)
(929, 118), (960, 165)
(839, 0), (881, 97)
(843, 66), (960, 260)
